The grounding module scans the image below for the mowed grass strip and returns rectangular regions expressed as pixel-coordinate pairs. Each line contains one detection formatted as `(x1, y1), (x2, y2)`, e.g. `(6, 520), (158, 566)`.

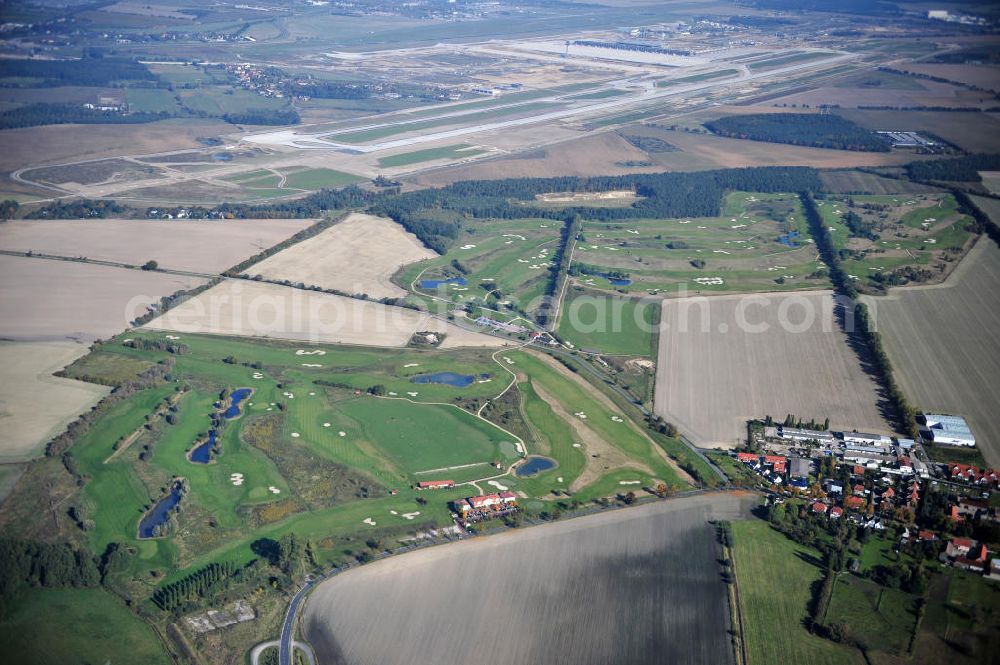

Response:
(657, 69), (739, 86)
(280, 167), (364, 190)
(329, 101), (558, 144)
(377, 144), (487, 168)
(732, 520), (864, 665)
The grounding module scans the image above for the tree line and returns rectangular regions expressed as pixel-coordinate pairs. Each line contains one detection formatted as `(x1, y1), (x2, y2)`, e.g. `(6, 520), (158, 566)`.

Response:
(800, 193), (918, 438)
(705, 113), (891, 152)
(0, 55), (157, 88)
(906, 154), (1000, 183)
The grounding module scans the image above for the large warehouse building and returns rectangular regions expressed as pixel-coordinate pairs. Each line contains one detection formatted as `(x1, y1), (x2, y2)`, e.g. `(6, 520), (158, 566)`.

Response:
(923, 414), (977, 447)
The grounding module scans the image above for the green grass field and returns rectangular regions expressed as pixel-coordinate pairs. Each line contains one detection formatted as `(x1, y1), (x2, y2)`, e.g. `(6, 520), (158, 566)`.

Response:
(0, 588), (172, 665)
(825, 574), (919, 655)
(398, 217), (562, 315)
(280, 167), (364, 190)
(557, 290), (658, 357)
(657, 69), (739, 86)
(125, 87), (182, 113)
(328, 101), (559, 144)
(571, 192), (830, 295)
(732, 520), (865, 665)
(748, 51), (834, 71)
(817, 193), (974, 291)
(377, 144), (487, 168)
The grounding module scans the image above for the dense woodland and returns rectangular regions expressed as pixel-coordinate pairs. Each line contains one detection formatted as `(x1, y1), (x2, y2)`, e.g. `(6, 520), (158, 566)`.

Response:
(0, 103), (171, 130)
(906, 154), (1000, 182)
(704, 113), (891, 152)
(0, 55), (157, 87)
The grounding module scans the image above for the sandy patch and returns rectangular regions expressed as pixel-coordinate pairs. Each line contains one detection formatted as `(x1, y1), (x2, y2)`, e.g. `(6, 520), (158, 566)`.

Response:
(0, 218), (314, 273)
(487, 480), (509, 491)
(141, 279), (505, 348)
(0, 341), (111, 462)
(247, 213), (436, 299)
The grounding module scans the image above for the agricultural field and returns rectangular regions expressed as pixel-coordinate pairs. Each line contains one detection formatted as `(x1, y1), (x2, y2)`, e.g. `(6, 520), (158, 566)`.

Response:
(816, 192), (976, 293)
(377, 143), (488, 169)
(409, 131), (661, 186)
(819, 170), (941, 195)
(303, 493), (752, 665)
(635, 130), (916, 172)
(396, 217), (562, 317)
(0, 218), (315, 273)
(570, 192), (830, 295)
(837, 109), (1000, 154)
(860, 237), (1000, 465)
(142, 279), (505, 349)
(0, 588), (173, 665)
(246, 213), (435, 299)
(732, 519), (865, 665)
(0, 341), (110, 462)
(0, 255), (207, 341)
(654, 290), (894, 447)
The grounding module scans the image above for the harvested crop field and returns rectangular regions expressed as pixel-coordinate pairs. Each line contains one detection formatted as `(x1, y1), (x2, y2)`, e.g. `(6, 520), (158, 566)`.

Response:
(820, 170), (941, 195)
(142, 279), (504, 348)
(303, 493), (753, 665)
(860, 238), (1000, 465)
(0, 341), (110, 462)
(410, 131), (660, 186)
(0, 255), (207, 341)
(0, 218), (314, 273)
(246, 213), (435, 299)
(654, 290), (894, 447)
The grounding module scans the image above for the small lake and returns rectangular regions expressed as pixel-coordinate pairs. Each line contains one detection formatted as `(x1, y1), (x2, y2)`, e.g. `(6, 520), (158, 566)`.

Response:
(598, 273), (632, 286)
(138, 482), (183, 539)
(411, 372), (482, 388)
(224, 388), (252, 419)
(516, 455), (557, 477)
(777, 230), (800, 247)
(419, 276), (467, 289)
(189, 430), (216, 464)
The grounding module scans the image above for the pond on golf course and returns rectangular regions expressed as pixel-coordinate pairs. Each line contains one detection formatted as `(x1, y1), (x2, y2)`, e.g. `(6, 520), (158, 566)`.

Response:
(410, 372), (489, 388)
(138, 482), (183, 539)
(223, 388), (253, 419)
(515, 455), (557, 477)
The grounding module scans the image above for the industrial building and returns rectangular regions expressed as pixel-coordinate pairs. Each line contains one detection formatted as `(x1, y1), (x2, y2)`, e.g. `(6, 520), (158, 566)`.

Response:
(779, 427), (835, 443)
(923, 414), (976, 447)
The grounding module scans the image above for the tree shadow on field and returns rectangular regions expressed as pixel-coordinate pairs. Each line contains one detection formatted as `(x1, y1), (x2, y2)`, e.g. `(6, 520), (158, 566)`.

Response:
(834, 300), (897, 426)
(251, 537), (280, 565)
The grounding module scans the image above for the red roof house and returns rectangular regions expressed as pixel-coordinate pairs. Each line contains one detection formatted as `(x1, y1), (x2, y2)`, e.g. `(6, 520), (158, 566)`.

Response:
(811, 501), (828, 514)
(736, 452), (759, 463)
(844, 495), (865, 510)
(918, 530), (937, 542)
(829, 506), (844, 518)
(417, 480), (455, 489)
